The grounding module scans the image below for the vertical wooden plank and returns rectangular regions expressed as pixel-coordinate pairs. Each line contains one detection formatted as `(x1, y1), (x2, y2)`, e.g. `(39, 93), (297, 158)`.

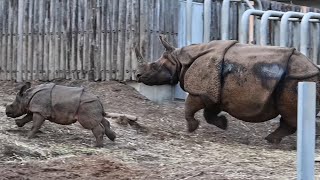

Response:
(22, 0), (29, 81)
(152, 0), (159, 60)
(111, 0), (119, 79)
(101, 0), (106, 81)
(106, 0), (112, 80)
(71, 0), (78, 79)
(66, 0), (72, 79)
(55, 0), (61, 78)
(0, 1), (4, 80)
(147, 0), (153, 61)
(7, 0), (13, 80)
(27, 0), (34, 80)
(32, 0), (39, 80)
(17, 0), (24, 82)
(43, 0), (50, 81)
(12, 0), (18, 80)
(77, 0), (84, 79)
(60, 0), (67, 79)
(171, 0), (179, 48)
(116, 0), (125, 80)
(48, 0), (56, 80)
(131, 0), (139, 80)
(3, 1), (9, 80)
(82, 0), (89, 80)
(124, 0), (132, 81)
(88, 0), (95, 81)
(38, 0), (45, 80)
(139, 0), (148, 62)
(95, 0), (101, 81)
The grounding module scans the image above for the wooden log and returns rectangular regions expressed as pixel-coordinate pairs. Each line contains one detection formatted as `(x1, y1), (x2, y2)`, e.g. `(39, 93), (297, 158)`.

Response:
(147, 0), (153, 60)
(152, 0), (159, 60)
(105, 112), (138, 121)
(43, 0), (50, 81)
(139, 0), (149, 62)
(116, 0), (125, 81)
(59, 0), (66, 79)
(172, 0), (179, 47)
(54, 0), (61, 78)
(3, 0), (9, 80)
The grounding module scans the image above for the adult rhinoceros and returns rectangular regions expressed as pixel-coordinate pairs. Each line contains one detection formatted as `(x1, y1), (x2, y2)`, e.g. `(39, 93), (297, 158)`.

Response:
(135, 35), (320, 144)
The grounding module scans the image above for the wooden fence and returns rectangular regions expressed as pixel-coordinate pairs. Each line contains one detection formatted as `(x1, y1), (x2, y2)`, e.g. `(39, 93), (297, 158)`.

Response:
(0, 0), (179, 82)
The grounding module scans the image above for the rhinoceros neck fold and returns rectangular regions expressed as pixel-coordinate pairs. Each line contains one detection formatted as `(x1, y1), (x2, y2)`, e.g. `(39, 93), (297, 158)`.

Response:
(176, 40), (238, 100)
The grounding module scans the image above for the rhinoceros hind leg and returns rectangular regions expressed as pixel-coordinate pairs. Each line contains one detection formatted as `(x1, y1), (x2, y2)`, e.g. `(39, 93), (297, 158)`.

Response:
(185, 94), (205, 132)
(101, 118), (116, 141)
(27, 113), (45, 139)
(203, 108), (227, 130)
(92, 123), (105, 147)
(265, 117), (296, 144)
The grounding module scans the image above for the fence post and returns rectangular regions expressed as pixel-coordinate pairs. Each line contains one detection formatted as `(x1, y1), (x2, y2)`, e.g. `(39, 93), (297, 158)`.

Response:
(186, 0), (192, 45)
(203, 0), (211, 43)
(17, 0), (25, 82)
(260, 10), (284, 45)
(297, 82), (316, 180)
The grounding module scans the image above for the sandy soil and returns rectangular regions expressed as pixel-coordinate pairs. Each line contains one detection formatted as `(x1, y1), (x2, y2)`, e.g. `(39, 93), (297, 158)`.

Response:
(0, 79), (319, 180)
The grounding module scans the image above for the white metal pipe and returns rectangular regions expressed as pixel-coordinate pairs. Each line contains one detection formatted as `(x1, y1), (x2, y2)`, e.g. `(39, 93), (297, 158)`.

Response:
(239, 9), (264, 44)
(260, 11), (284, 45)
(297, 82), (316, 180)
(301, 12), (320, 56)
(203, 0), (211, 42)
(221, 0), (231, 40)
(280, 11), (304, 47)
(186, 0), (193, 45)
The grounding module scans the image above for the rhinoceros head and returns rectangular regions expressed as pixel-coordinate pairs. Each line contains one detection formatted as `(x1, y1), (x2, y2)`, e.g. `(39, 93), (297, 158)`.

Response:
(135, 35), (180, 86)
(6, 82), (31, 118)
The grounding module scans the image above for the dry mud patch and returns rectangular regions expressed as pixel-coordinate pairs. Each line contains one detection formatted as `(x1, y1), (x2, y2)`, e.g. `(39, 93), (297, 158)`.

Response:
(0, 80), (319, 179)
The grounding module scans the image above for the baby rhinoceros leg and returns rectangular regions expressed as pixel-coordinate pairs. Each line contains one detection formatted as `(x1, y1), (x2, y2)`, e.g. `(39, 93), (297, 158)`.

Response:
(28, 113), (45, 139)
(101, 118), (116, 141)
(15, 113), (33, 127)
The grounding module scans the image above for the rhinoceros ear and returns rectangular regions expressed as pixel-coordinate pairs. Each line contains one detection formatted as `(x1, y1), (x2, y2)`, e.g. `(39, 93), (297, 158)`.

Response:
(159, 34), (175, 52)
(18, 82), (31, 96)
(134, 46), (145, 65)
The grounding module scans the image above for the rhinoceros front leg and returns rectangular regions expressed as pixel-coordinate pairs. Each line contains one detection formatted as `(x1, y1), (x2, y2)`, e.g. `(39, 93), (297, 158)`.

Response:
(28, 113), (45, 139)
(185, 94), (205, 132)
(15, 113), (33, 127)
(265, 117), (296, 144)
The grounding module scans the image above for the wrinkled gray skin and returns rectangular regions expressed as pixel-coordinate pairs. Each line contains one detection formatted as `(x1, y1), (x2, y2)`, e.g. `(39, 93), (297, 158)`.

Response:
(5, 82), (116, 147)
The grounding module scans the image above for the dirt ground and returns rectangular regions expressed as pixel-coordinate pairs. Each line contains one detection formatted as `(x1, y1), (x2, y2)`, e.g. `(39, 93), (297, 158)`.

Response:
(0, 79), (319, 180)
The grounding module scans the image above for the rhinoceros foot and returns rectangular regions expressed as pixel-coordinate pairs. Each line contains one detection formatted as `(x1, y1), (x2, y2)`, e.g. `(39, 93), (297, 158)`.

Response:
(264, 135), (282, 144)
(15, 119), (26, 127)
(187, 120), (199, 132)
(212, 116), (228, 130)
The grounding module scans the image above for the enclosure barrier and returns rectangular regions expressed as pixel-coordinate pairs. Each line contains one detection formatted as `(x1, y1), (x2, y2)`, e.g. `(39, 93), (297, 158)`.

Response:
(239, 9), (320, 64)
(297, 82), (316, 180)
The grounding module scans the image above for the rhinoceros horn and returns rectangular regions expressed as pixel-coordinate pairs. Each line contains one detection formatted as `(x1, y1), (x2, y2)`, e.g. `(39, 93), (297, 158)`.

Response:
(134, 46), (145, 65)
(159, 34), (175, 52)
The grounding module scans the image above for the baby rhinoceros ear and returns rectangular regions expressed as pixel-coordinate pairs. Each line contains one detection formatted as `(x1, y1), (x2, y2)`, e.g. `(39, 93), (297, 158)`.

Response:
(18, 82), (31, 96)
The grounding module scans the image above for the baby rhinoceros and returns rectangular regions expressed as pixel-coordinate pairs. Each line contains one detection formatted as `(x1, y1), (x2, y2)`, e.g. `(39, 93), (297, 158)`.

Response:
(5, 82), (116, 147)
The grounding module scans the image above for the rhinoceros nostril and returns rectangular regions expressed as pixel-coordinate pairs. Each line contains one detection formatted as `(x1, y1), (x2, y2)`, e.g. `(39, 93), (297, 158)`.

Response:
(136, 74), (142, 78)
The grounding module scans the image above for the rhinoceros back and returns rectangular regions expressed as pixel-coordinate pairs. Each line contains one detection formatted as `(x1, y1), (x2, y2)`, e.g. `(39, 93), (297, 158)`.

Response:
(221, 43), (295, 119)
(51, 85), (84, 124)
